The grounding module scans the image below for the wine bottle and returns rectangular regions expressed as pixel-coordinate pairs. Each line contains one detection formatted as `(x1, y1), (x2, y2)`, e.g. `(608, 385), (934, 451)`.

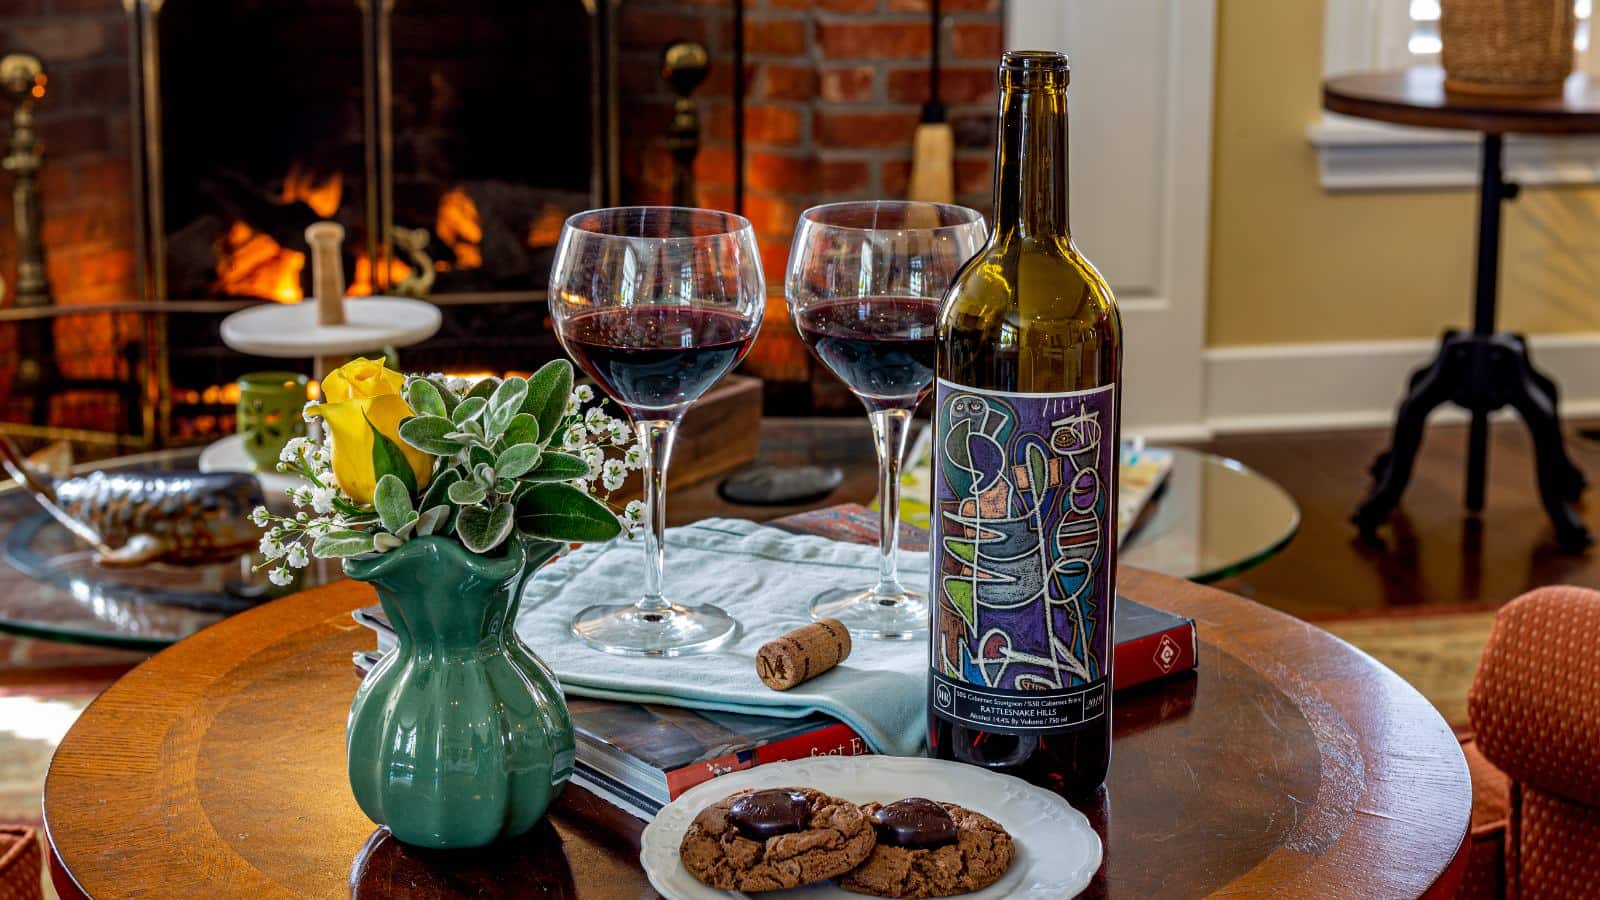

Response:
(927, 50), (1121, 799)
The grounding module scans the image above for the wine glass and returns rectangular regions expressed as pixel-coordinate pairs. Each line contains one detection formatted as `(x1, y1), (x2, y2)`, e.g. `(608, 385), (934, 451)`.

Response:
(549, 207), (765, 656)
(787, 201), (986, 639)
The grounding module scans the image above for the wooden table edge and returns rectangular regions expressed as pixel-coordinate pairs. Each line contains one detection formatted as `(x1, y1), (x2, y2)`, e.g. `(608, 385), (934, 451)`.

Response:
(43, 570), (1473, 899)
(1323, 68), (1600, 133)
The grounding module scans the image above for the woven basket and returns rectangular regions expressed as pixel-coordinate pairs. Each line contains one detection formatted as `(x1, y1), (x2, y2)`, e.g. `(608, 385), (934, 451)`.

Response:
(1441, 0), (1576, 97)
(0, 827), (41, 900)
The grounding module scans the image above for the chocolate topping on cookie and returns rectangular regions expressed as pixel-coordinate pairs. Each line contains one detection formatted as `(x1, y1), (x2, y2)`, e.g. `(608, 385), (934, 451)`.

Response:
(728, 789), (812, 841)
(870, 798), (958, 849)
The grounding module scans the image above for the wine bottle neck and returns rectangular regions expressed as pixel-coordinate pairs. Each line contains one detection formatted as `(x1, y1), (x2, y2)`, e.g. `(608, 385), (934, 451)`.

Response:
(991, 83), (1070, 241)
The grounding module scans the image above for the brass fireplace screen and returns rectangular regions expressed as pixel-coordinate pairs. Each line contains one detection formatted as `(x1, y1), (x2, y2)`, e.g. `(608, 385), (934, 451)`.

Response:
(2, 0), (743, 453)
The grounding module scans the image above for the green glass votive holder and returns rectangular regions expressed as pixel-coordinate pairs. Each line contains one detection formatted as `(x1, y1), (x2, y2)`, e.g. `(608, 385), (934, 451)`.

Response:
(237, 371), (308, 471)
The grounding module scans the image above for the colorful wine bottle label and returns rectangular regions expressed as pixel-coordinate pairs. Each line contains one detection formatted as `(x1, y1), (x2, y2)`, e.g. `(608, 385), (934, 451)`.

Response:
(928, 379), (1116, 735)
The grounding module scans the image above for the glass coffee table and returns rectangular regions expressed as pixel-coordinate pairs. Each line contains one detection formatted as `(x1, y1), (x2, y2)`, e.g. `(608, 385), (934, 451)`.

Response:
(0, 430), (1298, 649)
(1118, 446), (1300, 583)
(0, 447), (340, 650)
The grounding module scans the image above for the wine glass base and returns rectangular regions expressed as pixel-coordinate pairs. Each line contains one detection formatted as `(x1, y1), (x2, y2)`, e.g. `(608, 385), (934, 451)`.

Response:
(809, 586), (928, 640)
(570, 600), (737, 657)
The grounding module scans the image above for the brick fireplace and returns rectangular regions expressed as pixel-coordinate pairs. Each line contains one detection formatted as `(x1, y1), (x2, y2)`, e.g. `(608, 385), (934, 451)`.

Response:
(0, 0), (1003, 446)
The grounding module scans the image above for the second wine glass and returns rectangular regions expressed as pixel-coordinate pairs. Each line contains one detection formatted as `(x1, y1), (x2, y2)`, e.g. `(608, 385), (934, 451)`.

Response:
(787, 201), (986, 639)
(550, 206), (765, 657)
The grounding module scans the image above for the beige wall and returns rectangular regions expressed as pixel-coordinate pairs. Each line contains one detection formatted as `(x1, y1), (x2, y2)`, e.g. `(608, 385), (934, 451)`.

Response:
(1208, 0), (1600, 346)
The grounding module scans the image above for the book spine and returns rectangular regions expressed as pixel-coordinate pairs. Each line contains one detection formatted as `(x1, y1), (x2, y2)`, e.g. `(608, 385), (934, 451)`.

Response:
(664, 722), (871, 799)
(1113, 619), (1197, 691)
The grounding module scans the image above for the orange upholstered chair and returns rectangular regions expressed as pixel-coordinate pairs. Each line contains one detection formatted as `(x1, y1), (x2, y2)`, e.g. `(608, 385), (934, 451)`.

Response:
(1466, 585), (1600, 899)
(0, 825), (41, 900)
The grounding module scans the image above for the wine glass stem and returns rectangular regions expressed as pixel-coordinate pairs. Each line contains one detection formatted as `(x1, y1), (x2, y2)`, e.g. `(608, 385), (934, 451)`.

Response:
(636, 418), (678, 613)
(869, 407), (914, 598)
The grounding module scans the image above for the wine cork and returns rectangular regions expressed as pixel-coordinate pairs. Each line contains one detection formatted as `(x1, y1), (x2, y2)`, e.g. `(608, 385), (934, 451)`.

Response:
(756, 619), (851, 691)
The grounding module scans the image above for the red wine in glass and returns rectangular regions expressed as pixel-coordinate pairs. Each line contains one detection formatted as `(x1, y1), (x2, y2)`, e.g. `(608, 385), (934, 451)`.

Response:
(561, 306), (757, 415)
(794, 296), (938, 412)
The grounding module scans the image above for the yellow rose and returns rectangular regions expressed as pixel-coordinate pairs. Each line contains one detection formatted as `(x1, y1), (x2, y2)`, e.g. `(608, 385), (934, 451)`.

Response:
(306, 358), (432, 505)
(320, 356), (406, 404)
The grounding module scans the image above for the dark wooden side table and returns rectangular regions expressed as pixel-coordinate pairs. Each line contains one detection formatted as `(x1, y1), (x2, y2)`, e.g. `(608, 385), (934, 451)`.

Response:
(1325, 67), (1598, 550)
(42, 570), (1470, 898)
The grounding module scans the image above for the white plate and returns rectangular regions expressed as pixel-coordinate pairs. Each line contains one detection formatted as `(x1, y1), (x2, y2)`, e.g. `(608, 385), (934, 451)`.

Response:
(639, 755), (1101, 900)
(198, 435), (307, 505)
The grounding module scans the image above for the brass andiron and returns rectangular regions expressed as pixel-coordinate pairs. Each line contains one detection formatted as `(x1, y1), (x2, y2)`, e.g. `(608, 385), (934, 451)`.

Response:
(2, 53), (54, 393)
(662, 41), (709, 208)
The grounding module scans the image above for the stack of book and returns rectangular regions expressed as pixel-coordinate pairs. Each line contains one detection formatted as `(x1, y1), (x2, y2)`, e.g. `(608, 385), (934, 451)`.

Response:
(353, 605), (1193, 818)
(350, 505), (1197, 820)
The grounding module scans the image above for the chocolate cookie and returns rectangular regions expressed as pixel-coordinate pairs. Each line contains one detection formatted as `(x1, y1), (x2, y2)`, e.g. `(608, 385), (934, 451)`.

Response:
(838, 799), (1013, 898)
(678, 787), (877, 892)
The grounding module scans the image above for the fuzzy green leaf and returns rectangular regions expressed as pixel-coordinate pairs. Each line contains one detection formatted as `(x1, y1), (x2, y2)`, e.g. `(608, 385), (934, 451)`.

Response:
(398, 415), (462, 456)
(522, 451), (591, 482)
(451, 396), (488, 425)
(416, 504), (450, 537)
(503, 413), (540, 448)
(495, 443), (541, 479)
(373, 474), (415, 532)
(419, 468), (461, 512)
(404, 379), (449, 419)
(486, 376), (529, 436)
(456, 503), (515, 553)
(367, 415), (419, 496)
(522, 359), (573, 446)
(425, 377), (461, 415)
(447, 480), (487, 506)
(313, 530), (376, 558)
(465, 377), (500, 402)
(516, 482), (622, 542)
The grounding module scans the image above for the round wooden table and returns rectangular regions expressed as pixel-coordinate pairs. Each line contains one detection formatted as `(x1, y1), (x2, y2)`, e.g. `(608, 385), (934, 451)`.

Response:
(43, 570), (1470, 898)
(1324, 67), (1596, 551)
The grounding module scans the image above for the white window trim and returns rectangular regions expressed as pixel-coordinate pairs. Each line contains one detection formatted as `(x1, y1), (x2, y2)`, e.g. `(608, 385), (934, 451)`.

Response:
(1312, 0), (1600, 191)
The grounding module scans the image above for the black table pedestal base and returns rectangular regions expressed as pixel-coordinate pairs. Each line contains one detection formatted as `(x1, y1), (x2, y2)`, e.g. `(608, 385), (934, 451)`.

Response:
(1353, 329), (1591, 550)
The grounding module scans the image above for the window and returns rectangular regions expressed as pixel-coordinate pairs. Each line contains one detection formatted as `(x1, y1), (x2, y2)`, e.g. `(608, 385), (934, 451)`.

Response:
(1406, 0), (1592, 66)
(1313, 0), (1600, 191)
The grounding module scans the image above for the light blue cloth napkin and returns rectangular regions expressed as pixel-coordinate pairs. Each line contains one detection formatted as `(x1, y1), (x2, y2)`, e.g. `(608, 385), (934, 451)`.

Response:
(516, 518), (929, 757)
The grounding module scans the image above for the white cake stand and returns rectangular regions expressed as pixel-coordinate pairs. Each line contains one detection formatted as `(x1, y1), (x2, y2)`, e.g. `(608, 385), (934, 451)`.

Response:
(218, 295), (441, 379)
(197, 435), (308, 506)
(202, 294), (443, 495)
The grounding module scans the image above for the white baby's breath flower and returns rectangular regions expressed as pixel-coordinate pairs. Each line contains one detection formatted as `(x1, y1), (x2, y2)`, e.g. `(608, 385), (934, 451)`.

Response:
(574, 384), (594, 403)
(249, 507), (270, 527)
(624, 444), (644, 469)
(565, 394), (581, 417)
(445, 376), (473, 394)
(602, 458), (626, 482)
(608, 421), (632, 445)
(309, 485), (337, 515)
(602, 473), (624, 492)
(584, 407), (610, 435)
(268, 566), (294, 587)
(259, 533), (284, 559)
(562, 427), (585, 451)
(285, 544), (310, 569)
(623, 500), (646, 527)
(279, 436), (311, 464)
(580, 446), (604, 477)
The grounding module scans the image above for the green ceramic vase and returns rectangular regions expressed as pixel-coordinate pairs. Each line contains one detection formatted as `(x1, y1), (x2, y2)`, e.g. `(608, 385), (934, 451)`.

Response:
(344, 534), (574, 849)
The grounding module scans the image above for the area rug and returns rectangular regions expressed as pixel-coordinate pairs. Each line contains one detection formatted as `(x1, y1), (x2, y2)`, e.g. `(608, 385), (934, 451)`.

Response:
(1313, 610), (1497, 727)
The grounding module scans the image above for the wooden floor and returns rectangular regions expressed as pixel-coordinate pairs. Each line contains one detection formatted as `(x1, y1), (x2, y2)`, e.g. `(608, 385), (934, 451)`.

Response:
(1202, 417), (1600, 618)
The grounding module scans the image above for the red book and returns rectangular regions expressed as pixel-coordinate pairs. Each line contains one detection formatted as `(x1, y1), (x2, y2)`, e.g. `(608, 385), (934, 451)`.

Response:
(770, 504), (1199, 692)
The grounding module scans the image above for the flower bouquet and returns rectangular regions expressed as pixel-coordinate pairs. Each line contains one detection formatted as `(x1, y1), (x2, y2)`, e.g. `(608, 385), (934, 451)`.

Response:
(253, 356), (639, 848)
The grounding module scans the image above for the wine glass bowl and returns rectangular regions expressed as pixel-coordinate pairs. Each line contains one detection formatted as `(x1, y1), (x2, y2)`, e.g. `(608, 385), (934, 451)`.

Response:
(787, 201), (987, 639)
(549, 207), (764, 656)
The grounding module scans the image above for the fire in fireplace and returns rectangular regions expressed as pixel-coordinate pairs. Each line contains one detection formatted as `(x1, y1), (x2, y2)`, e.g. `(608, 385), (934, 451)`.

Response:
(129, 0), (615, 305)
